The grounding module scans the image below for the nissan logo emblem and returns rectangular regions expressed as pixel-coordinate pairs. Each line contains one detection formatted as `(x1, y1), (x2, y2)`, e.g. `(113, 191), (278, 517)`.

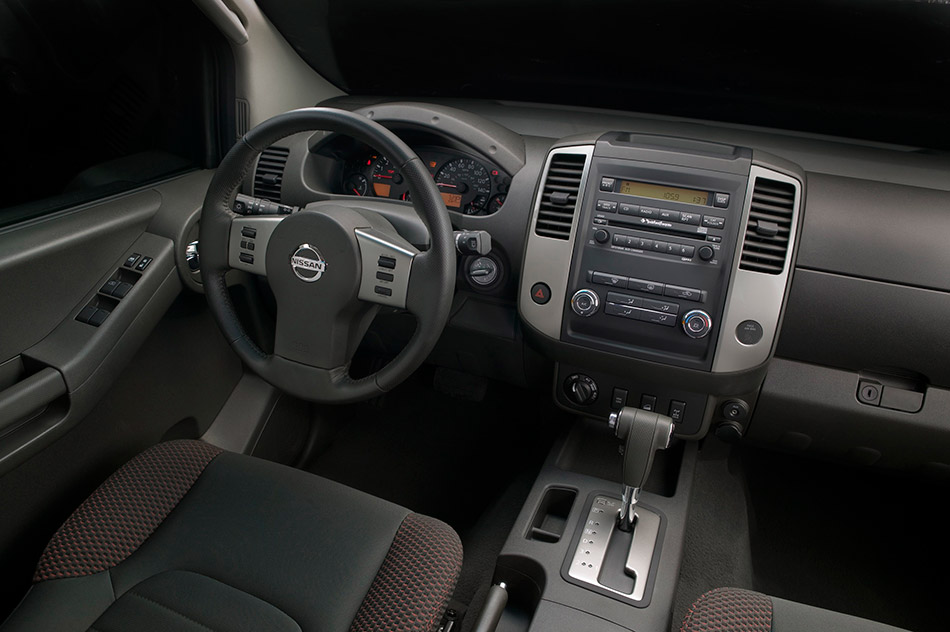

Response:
(290, 244), (327, 282)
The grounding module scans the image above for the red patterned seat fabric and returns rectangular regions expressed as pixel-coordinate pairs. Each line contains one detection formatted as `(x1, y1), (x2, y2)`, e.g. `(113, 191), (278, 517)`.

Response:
(681, 587), (773, 632)
(33, 440), (223, 582)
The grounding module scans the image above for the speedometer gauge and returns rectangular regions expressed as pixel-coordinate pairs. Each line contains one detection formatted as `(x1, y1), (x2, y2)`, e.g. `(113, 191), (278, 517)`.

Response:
(435, 158), (492, 215)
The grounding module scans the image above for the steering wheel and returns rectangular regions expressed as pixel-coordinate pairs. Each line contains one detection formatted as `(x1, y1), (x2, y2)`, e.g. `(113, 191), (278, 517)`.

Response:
(199, 108), (456, 403)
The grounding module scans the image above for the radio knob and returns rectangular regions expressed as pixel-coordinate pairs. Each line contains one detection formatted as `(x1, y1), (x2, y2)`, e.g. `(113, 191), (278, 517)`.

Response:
(593, 229), (609, 244)
(698, 245), (715, 261)
(571, 289), (600, 317)
(682, 309), (713, 339)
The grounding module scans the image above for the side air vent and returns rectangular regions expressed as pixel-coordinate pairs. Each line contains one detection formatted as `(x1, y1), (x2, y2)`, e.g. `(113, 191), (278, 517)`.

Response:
(534, 153), (588, 240)
(253, 146), (290, 203)
(739, 177), (797, 274)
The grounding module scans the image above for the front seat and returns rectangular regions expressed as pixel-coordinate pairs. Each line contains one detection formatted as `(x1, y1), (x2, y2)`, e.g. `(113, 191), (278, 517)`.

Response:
(680, 587), (909, 632)
(1, 440), (463, 632)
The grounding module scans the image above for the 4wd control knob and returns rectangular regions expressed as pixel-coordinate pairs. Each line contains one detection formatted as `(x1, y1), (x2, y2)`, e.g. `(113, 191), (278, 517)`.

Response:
(682, 309), (712, 339)
(564, 373), (599, 406)
(571, 289), (600, 317)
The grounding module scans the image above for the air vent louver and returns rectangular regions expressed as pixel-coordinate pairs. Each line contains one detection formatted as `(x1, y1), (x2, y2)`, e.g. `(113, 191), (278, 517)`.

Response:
(534, 153), (588, 239)
(738, 178), (796, 274)
(253, 146), (290, 203)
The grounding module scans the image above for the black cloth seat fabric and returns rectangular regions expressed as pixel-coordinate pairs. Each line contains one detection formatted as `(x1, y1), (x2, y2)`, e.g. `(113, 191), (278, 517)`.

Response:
(681, 587), (909, 632)
(0, 441), (463, 632)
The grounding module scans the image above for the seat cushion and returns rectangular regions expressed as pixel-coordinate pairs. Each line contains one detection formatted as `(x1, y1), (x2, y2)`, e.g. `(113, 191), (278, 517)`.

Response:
(1, 440), (463, 632)
(681, 587), (910, 632)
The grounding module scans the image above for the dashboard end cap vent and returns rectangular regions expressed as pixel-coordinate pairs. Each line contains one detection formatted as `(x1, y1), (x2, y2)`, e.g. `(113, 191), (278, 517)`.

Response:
(739, 177), (796, 275)
(253, 146), (291, 203)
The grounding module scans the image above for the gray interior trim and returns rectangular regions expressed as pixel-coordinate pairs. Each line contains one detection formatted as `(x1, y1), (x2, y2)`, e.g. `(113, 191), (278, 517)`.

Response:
(354, 228), (416, 309)
(201, 373), (281, 454)
(519, 145), (594, 340)
(712, 166), (802, 373)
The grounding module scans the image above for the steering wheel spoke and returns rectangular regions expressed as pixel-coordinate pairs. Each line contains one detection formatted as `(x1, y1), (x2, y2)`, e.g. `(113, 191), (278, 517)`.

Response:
(354, 227), (419, 310)
(228, 215), (285, 276)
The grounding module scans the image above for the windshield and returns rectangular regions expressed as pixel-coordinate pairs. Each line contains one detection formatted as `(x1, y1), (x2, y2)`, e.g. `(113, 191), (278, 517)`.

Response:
(259, 0), (950, 150)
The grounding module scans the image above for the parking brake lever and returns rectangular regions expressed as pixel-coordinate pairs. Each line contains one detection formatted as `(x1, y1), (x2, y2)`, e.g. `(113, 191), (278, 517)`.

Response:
(608, 407), (674, 532)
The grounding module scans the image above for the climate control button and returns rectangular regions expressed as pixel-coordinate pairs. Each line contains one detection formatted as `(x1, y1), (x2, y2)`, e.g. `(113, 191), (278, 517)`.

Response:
(571, 289), (600, 317)
(682, 309), (713, 339)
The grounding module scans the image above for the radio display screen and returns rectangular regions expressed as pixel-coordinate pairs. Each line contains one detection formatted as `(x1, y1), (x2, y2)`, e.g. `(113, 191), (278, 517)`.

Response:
(618, 180), (709, 206)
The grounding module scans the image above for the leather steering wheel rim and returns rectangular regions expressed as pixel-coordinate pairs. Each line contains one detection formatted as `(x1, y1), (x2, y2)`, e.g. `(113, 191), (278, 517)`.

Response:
(199, 107), (456, 403)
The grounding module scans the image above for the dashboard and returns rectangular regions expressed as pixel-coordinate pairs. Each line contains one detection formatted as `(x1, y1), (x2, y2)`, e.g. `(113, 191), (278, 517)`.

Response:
(237, 98), (950, 472)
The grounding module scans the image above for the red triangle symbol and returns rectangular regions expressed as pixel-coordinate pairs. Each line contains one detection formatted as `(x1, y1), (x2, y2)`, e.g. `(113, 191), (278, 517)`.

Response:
(535, 288), (545, 298)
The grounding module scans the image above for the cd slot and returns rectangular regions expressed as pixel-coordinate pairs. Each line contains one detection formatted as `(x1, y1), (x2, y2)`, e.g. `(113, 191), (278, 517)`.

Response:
(607, 217), (706, 241)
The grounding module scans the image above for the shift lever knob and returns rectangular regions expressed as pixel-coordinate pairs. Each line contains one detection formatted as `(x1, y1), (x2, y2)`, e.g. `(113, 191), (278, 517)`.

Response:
(609, 407), (674, 531)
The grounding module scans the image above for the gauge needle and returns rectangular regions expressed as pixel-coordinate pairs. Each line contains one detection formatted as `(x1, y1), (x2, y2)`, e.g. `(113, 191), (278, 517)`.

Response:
(437, 183), (457, 188)
(352, 189), (362, 196)
(375, 175), (393, 179)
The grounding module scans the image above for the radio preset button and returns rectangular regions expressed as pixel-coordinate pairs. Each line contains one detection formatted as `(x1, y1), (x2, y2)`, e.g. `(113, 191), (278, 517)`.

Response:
(628, 278), (665, 295)
(679, 244), (696, 258)
(665, 285), (704, 302)
(592, 271), (627, 287)
(713, 193), (730, 208)
(679, 212), (701, 226)
(619, 203), (639, 215)
(606, 292), (641, 306)
(600, 177), (616, 192)
(702, 215), (726, 229)
(636, 237), (653, 250)
(664, 242), (678, 255)
(651, 240), (667, 252)
(596, 199), (618, 212)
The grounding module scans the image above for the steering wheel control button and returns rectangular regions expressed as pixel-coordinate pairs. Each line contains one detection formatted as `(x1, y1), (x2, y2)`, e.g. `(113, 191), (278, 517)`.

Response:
(376, 271), (394, 282)
(682, 309), (712, 338)
(721, 400), (750, 421)
(857, 380), (883, 406)
(239, 253), (254, 265)
(290, 244), (327, 282)
(713, 192), (730, 208)
(736, 320), (764, 345)
(571, 289), (600, 317)
(241, 226), (257, 239)
(564, 373), (598, 406)
(134, 256), (153, 272)
(123, 253), (141, 268)
(530, 283), (551, 305)
(377, 256), (396, 269)
(374, 286), (393, 297)
(698, 245), (715, 261)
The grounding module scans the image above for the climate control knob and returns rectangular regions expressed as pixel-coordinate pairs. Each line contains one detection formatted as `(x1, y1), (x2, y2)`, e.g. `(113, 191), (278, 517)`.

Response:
(682, 309), (713, 339)
(571, 289), (600, 317)
(564, 373), (599, 406)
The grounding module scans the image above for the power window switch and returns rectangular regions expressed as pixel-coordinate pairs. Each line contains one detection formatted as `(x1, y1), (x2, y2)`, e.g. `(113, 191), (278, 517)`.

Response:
(610, 388), (628, 410)
(113, 282), (134, 299)
(135, 256), (153, 272)
(100, 279), (120, 296)
(88, 309), (110, 327)
(669, 400), (687, 423)
(123, 253), (141, 268)
(76, 305), (98, 323)
(640, 394), (657, 412)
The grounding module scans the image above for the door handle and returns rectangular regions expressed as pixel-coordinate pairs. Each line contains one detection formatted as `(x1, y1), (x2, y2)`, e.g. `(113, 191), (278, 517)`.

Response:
(0, 368), (67, 435)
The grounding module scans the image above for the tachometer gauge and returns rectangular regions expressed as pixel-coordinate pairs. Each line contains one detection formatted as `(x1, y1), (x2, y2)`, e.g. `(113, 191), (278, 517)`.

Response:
(435, 158), (492, 214)
(371, 155), (409, 200)
(343, 173), (368, 196)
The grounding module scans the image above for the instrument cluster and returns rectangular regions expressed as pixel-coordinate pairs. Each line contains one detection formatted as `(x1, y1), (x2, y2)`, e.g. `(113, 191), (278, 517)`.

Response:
(338, 147), (510, 216)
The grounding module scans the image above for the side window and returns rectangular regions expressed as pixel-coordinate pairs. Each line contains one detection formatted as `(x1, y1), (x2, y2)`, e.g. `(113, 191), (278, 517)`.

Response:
(0, 0), (232, 227)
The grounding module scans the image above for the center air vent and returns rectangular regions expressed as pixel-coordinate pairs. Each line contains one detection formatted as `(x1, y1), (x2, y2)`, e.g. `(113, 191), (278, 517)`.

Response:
(254, 146), (290, 203)
(534, 153), (588, 240)
(738, 177), (797, 274)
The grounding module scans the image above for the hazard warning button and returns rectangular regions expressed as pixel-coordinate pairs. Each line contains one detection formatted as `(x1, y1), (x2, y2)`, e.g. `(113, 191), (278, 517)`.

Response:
(530, 282), (552, 305)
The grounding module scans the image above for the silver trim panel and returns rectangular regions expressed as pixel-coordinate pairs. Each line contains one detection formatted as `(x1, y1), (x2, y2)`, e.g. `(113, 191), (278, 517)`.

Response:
(355, 228), (417, 309)
(229, 216), (284, 276)
(519, 145), (595, 339)
(712, 166), (803, 372)
(567, 495), (660, 602)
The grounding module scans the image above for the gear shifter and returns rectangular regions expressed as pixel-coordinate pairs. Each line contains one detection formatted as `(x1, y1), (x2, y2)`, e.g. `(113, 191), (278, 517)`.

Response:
(608, 407), (674, 532)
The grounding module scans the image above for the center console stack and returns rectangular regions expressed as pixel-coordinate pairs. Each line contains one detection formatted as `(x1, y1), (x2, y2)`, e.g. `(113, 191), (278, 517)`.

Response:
(473, 132), (804, 631)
